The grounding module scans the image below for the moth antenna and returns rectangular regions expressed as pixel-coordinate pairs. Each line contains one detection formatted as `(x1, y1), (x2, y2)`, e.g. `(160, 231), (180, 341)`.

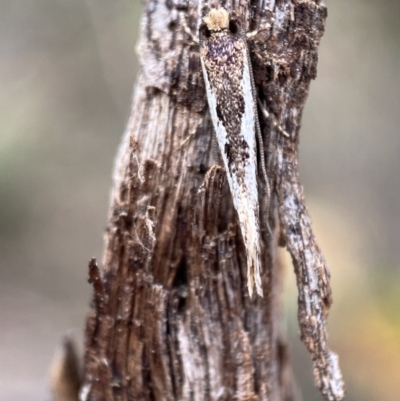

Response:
(255, 108), (272, 237)
(245, 33), (273, 237)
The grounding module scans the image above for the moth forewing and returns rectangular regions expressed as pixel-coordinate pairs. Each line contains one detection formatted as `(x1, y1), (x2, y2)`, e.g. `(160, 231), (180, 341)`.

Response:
(199, 8), (264, 297)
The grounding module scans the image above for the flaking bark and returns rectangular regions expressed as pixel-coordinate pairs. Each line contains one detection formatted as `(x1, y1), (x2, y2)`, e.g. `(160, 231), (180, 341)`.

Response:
(80, 1), (344, 401)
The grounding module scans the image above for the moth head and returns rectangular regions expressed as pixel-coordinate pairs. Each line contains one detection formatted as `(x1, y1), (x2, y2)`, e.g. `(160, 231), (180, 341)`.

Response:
(203, 7), (229, 32)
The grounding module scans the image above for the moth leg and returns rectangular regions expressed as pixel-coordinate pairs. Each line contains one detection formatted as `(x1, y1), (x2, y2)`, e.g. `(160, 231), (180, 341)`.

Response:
(246, 20), (273, 40)
(179, 12), (199, 44)
(178, 133), (195, 149)
(257, 98), (290, 138)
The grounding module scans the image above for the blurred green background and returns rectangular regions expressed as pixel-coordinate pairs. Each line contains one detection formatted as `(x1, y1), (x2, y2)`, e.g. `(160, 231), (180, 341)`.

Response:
(0, 1), (399, 400)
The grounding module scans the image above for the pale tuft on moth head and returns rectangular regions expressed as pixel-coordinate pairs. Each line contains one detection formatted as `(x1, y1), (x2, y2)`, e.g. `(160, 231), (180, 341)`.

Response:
(203, 7), (229, 32)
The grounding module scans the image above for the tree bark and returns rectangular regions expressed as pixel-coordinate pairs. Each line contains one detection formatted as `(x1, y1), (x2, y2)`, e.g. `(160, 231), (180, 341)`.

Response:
(80, 1), (344, 401)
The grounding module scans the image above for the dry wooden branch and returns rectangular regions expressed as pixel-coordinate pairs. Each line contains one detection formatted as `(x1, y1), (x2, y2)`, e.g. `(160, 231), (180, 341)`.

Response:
(78, 1), (344, 401)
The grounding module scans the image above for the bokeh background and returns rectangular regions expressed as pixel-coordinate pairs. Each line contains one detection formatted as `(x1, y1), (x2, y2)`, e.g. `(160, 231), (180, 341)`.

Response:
(1, 1), (399, 400)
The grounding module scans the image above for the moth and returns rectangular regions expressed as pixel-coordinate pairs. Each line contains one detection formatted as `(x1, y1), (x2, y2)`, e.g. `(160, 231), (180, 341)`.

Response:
(198, 7), (270, 298)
